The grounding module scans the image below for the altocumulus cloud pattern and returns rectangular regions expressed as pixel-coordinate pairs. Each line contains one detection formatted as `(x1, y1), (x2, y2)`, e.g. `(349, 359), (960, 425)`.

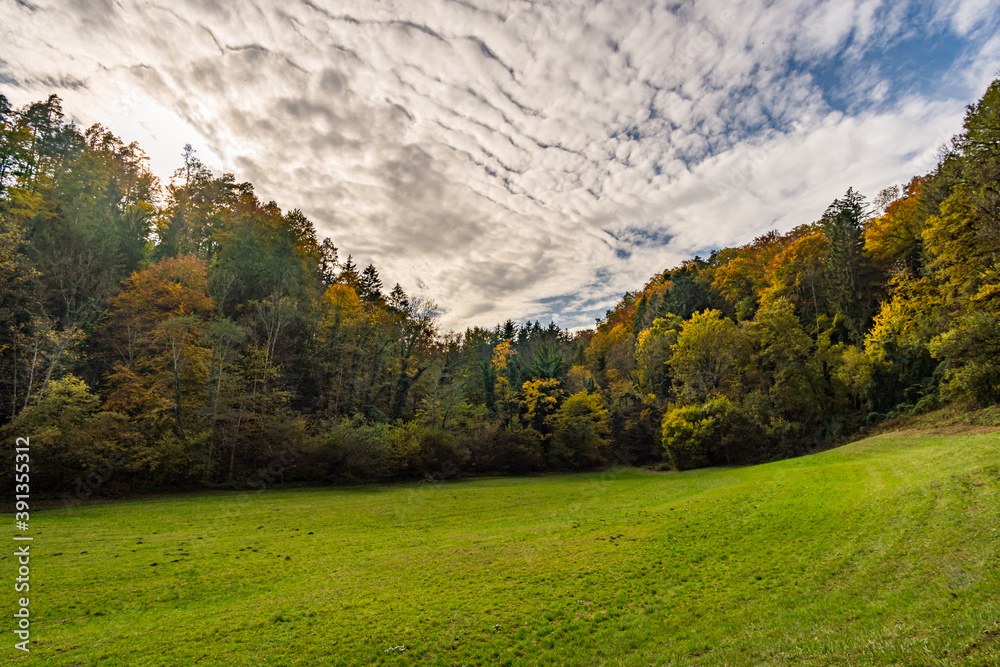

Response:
(1, 0), (998, 329)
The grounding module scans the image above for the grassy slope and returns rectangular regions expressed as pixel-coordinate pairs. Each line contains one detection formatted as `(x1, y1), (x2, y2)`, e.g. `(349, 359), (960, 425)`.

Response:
(10, 431), (1000, 666)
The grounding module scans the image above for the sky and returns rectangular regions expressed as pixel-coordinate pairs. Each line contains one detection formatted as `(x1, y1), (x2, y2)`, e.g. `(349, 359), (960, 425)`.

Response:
(2, 0), (999, 331)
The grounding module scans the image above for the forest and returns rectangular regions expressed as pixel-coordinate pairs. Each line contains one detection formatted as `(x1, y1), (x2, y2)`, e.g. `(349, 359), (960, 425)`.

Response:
(1, 78), (998, 497)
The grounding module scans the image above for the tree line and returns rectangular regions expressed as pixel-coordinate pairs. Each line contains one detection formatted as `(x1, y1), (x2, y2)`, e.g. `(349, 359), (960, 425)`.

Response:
(1, 78), (998, 495)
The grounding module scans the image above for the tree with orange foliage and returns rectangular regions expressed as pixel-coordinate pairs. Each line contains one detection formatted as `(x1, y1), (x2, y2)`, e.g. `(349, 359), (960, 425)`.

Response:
(864, 177), (927, 276)
(711, 230), (786, 320)
(101, 257), (214, 466)
(760, 225), (827, 332)
(491, 339), (518, 424)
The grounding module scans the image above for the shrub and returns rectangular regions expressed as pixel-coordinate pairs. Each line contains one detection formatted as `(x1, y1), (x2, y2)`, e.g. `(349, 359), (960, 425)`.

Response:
(661, 403), (715, 470)
(393, 422), (470, 479)
(314, 418), (472, 483)
(1, 376), (136, 495)
(465, 423), (543, 475)
(318, 418), (401, 483)
(661, 396), (748, 470)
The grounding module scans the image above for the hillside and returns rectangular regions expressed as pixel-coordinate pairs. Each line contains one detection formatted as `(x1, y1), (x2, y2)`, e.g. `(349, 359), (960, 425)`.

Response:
(2, 79), (1000, 493)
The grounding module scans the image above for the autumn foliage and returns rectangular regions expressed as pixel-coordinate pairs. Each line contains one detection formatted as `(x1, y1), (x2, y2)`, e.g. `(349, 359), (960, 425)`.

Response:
(3, 79), (1000, 495)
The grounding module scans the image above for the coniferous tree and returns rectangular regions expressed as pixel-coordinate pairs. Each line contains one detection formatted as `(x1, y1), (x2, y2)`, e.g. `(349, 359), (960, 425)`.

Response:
(820, 187), (873, 342)
(388, 283), (409, 311)
(319, 238), (339, 286)
(338, 254), (360, 289)
(359, 263), (383, 302)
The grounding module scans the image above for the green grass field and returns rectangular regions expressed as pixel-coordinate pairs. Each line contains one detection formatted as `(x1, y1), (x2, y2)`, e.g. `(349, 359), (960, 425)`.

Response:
(10, 430), (1000, 665)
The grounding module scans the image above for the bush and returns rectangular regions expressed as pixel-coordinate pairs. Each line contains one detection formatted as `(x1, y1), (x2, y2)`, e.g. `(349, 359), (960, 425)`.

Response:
(394, 422), (470, 479)
(317, 418), (401, 483)
(1, 376), (139, 496)
(313, 418), (473, 483)
(661, 396), (749, 470)
(661, 403), (714, 470)
(249, 413), (318, 486)
(465, 423), (543, 475)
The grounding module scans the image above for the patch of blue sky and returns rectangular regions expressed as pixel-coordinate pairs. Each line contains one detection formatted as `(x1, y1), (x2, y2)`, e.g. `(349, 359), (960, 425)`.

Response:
(803, 18), (970, 113)
(587, 267), (614, 290)
(534, 293), (577, 308)
(603, 226), (675, 249)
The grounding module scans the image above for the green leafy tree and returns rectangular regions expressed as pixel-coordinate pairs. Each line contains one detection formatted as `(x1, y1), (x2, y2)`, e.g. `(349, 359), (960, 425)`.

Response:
(520, 378), (563, 436)
(928, 312), (1000, 407)
(742, 297), (823, 426)
(635, 314), (681, 398)
(669, 309), (743, 403)
(388, 297), (437, 420)
(549, 391), (609, 469)
(954, 78), (1000, 237)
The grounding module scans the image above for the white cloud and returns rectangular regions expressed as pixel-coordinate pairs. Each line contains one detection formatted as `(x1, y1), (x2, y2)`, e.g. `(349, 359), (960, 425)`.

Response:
(1, 0), (998, 330)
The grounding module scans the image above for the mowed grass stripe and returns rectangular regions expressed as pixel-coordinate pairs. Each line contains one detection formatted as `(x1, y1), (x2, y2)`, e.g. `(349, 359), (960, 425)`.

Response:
(11, 431), (1000, 665)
